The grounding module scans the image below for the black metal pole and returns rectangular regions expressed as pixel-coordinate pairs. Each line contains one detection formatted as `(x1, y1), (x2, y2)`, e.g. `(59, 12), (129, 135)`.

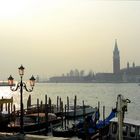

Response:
(20, 76), (24, 134)
(8, 67), (35, 135)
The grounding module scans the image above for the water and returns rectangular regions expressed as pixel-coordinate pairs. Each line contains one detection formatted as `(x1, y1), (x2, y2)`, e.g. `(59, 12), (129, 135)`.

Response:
(1, 83), (140, 120)
(1, 83), (140, 139)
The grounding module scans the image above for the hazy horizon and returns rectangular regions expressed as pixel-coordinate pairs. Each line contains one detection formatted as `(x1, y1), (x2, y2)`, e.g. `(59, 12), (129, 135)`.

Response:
(0, 0), (140, 80)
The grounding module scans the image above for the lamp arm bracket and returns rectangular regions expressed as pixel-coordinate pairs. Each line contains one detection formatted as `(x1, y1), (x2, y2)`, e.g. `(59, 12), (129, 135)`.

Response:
(23, 82), (33, 92)
(10, 83), (20, 91)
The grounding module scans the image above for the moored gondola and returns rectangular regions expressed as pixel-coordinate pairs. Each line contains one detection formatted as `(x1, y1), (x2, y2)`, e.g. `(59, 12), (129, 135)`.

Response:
(6, 113), (61, 134)
(52, 126), (76, 138)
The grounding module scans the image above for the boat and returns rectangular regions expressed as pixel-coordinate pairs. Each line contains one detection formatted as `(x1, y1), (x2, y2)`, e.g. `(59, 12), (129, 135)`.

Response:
(0, 81), (15, 86)
(76, 108), (116, 140)
(52, 126), (76, 138)
(0, 111), (11, 129)
(90, 94), (131, 140)
(0, 98), (13, 129)
(105, 117), (140, 140)
(6, 113), (62, 134)
(65, 105), (97, 118)
(52, 106), (96, 138)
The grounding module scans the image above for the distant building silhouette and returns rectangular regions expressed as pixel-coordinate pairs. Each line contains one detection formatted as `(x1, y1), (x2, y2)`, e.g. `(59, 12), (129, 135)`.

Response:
(133, 62), (135, 68)
(80, 70), (85, 77)
(127, 62), (129, 69)
(113, 39), (120, 74)
(120, 63), (140, 82)
(48, 40), (140, 83)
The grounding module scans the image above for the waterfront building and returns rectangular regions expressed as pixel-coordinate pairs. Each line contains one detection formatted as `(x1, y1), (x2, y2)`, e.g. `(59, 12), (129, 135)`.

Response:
(94, 40), (122, 82)
(69, 70), (74, 77)
(80, 70), (85, 77)
(74, 69), (79, 77)
(120, 63), (140, 82)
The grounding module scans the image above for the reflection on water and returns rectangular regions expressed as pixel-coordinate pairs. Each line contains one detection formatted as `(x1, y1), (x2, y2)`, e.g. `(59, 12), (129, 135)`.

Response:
(0, 83), (140, 120)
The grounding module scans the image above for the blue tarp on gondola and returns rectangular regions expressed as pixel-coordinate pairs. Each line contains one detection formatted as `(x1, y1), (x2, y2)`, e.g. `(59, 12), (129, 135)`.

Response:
(96, 109), (116, 129)
(77, 108), (116, 135)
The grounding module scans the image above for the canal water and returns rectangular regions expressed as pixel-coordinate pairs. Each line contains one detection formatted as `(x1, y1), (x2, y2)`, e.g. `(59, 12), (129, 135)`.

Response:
(1, 83), (140, 139)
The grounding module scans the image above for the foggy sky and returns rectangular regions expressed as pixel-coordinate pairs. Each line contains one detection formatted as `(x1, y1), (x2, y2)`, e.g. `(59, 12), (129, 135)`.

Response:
(0, 0), (140, 80)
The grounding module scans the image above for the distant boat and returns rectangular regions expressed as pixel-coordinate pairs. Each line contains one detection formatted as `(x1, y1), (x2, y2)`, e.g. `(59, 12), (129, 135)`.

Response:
(0, 81), (15, 86)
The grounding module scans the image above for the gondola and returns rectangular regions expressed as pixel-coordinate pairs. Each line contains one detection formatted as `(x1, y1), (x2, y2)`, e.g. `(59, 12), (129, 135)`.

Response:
(52, 126), (76, 138)
(76, 108), (116, 140)
(6, 113), (61, 134)
(65, 105), (97, 118)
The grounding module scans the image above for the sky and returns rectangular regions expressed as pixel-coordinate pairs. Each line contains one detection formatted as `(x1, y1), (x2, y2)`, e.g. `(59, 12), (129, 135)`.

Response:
(0, 0), (140, 80)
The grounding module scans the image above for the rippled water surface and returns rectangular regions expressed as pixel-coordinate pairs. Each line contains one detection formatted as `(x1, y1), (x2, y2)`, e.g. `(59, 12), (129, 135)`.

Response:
(1, 83), (140, 120)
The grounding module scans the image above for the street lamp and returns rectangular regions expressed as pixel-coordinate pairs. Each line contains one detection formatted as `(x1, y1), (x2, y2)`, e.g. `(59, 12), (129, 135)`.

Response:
(8, 65), (36, 134)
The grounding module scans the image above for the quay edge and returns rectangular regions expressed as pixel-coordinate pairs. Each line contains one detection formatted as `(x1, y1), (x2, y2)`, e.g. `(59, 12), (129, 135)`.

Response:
(0, 133), (70, 140)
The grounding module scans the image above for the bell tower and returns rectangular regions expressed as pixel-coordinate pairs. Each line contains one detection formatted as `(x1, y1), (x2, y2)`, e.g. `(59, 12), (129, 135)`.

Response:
(113, 39), (120, 74)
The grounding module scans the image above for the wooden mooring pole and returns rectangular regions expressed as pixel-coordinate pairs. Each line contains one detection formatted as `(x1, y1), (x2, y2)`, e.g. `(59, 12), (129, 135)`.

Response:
(67, 96), (69, 125)
(74, 95), (77, 123)
(37, 98), (40, 134)
(64, 104), (67, 130)
(103, 106), (105, 126)
(48, 97), (51, 113)
(98, 101), (100, 121)
(57, 96), (59, 112)
(83, 100), (85, 120)
(45, 95), (48, 135)
(61, 101), (63, 128)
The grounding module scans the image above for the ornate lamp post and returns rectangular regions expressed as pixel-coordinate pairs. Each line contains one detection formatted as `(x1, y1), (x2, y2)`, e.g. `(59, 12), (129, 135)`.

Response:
(8, 65), (35, 134)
